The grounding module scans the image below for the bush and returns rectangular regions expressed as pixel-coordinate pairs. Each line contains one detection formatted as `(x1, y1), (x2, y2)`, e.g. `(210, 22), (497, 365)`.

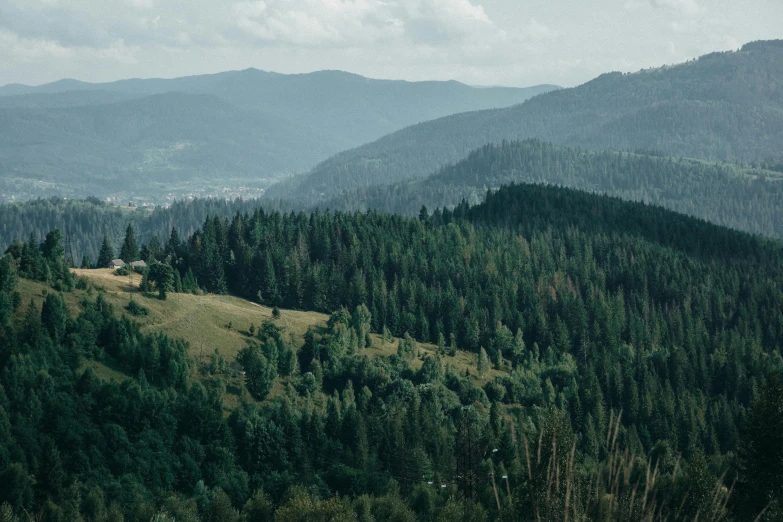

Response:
(125, 300), (149, 317)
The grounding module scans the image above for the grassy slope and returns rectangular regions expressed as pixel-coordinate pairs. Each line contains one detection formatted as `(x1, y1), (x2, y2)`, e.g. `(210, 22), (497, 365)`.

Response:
(15, 270), (504, 408)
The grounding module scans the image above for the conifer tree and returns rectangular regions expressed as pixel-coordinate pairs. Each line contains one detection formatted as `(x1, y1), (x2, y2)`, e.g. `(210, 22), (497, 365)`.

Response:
(41, 293), (68, 343)
(477, 347), (490, 377)
(182, 268), (199, 294)
(738, 372), (783, 519)
(119, 224), (138, 262)
(96, 236), (114, 268)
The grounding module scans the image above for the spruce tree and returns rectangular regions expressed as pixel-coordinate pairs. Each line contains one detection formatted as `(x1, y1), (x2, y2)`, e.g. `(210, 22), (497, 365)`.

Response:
(119, 224), (138, 262)
(41, 293), (68, 343)
(147, 235), (162, 261)
(477, 347), (490, 377)
(738, 372), (783, 519)
(96, 236), (114, 268)
(183, 268), (198, 294)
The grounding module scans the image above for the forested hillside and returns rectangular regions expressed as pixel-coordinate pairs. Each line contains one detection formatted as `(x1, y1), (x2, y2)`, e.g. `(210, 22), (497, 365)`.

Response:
(2, 183), (782, 521)
(2, 183), (783, 520)
(322, 140), (783, 239)
(0, 197), (294, 266)
(270, 40), (783, 203)
(0, 69), (554, 202)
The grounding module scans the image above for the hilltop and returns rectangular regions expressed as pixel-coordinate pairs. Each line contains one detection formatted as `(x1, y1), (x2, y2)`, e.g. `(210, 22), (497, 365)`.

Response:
(270, 40), (783, 204)
(322, 140), (783, 239)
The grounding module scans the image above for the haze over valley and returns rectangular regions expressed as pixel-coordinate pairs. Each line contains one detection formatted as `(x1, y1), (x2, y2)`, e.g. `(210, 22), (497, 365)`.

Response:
(0, 70), (555, 203)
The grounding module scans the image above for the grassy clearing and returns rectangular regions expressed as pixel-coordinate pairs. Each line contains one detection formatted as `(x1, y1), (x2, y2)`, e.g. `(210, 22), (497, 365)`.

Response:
(70, 269), (328, 364)
(16, 270), (505, 402)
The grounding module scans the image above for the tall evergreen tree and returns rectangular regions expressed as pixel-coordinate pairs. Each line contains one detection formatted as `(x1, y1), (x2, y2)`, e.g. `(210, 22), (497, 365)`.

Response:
(119, 224), (139, 262)
(41, 293), (68, 343)
(96, 236), (114, 267)
(738, 372), (783, 519)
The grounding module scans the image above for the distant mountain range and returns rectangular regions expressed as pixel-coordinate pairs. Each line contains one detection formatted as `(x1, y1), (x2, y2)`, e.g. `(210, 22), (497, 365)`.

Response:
(0, 69), (556, 202)
(269, 40), (783, 204)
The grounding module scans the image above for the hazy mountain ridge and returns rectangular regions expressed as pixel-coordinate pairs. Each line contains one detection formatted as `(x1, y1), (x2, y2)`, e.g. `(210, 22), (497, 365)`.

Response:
(0, 92), (330, 199)
(0, 69), (555, 202)
(269, 40), (783, 203)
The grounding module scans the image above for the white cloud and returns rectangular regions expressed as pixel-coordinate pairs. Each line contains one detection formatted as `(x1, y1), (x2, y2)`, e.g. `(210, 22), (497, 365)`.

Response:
(125, 0), (154, 8)
(650, 0), (701, 15)
(0, 30), (72, 62)
(0, 0), (780, 88)
(230, 0), (503, 48)
(524, 18), (556, 41)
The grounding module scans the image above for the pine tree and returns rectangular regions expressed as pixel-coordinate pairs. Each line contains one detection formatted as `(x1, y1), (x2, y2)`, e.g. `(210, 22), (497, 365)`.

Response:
(397, 332), (418, 361)
(147, 235), (162, 261)
(148, 262), (175, 300)
(21, 299), (43, 349)
(41, 293), (68, 343)
(242, 489), (273, 522)
(477, 347), (490, 377)
(166, 228), (181, 260)
(41, 229), (64, 263)
(204, 489), (239, 522)
(119, 224), (139, 262)
(183, 268), (199, 294)
(738, 372), (783, 519)
(96, 236), (114, 268)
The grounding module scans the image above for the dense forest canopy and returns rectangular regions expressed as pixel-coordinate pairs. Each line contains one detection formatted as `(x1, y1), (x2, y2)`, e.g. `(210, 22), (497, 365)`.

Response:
(1, 182), (783, 520)
(321, 140), (783, 239)
(269, 40), (783, 204)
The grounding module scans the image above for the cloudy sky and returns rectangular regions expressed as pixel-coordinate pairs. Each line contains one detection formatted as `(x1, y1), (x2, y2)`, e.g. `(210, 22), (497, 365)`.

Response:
(0, 0), (781, 88)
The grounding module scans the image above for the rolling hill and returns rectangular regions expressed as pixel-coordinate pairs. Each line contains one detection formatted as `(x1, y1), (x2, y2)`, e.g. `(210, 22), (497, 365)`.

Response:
(269, 40), (783, 204)
(321, 140), (783, 239)
(0, 69), (556, 202)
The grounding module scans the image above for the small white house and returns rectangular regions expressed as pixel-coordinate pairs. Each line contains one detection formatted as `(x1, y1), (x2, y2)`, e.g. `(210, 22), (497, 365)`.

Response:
(108, 259), (125, 269)
(130, 260), (147, 269)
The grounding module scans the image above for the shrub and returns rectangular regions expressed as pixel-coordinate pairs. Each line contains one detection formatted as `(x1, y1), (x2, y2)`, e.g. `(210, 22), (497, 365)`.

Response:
(125, 300), (149, 317)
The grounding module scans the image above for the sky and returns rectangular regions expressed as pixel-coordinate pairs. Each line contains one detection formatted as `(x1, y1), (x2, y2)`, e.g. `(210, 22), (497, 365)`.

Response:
(0, 0), (781, 88)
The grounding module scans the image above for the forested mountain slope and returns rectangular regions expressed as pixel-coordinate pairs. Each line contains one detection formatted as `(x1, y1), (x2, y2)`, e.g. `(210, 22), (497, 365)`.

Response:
(0, 69), (555, 201)
(322, 140), (783, 239)
(1, 182), (782, 520)
(270, 40), (783, 203)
